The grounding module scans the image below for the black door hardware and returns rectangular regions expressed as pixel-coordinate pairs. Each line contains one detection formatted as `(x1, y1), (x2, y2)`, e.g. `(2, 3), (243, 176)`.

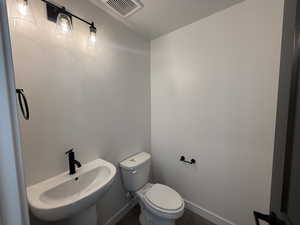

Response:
(16, 89), (29, 120)
(180, 156), (196, 164)
(253, 211), (286, 225)
(65, 149), (82, 175)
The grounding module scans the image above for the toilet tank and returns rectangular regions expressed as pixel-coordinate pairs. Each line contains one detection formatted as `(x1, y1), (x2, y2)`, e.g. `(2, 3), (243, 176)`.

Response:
(120, 152), (151, 192)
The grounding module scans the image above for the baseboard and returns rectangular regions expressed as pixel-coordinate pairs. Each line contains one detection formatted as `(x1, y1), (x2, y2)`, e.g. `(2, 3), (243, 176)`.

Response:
(104, 198), (138, 225)
(103, 197), (235, 225)
(184, 199), (237, 225)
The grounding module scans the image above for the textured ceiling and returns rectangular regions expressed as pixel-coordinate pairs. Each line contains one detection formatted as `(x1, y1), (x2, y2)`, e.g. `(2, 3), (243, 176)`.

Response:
(90, 0), (244, 40)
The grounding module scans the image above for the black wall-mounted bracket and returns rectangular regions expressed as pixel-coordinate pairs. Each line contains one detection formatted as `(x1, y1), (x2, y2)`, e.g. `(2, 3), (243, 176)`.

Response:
(47, 3), (72, 23)
(180, 156), (196, 164)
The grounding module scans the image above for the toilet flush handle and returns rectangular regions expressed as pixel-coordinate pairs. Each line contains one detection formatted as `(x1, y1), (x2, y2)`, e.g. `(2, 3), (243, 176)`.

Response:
(129, 170), (137, 174)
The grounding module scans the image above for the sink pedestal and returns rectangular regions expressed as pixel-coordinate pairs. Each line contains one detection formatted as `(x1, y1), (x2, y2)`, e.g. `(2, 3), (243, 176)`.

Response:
(66, 205), (97, 225)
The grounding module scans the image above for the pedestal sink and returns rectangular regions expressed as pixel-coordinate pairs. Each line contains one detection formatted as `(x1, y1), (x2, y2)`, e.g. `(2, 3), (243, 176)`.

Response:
(27, 158), (116, 224)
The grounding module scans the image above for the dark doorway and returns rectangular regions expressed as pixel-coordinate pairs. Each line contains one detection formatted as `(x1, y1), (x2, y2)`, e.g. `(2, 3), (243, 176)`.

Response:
(254, 0), (300, 224)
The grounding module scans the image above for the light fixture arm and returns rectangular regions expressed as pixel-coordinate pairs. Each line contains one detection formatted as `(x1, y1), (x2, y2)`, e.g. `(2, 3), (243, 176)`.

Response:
(41, 0), (95, 28)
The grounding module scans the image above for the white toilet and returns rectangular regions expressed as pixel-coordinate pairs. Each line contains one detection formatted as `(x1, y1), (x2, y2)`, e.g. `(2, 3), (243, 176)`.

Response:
(120, 152), (184, 225)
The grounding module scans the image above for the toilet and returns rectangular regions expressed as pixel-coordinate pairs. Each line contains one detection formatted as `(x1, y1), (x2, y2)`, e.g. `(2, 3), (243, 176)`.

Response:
(120, 152), (184, 225)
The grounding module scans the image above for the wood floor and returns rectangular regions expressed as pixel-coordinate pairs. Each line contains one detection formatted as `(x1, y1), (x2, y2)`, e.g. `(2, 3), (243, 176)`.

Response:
(116, 205), (216, 225)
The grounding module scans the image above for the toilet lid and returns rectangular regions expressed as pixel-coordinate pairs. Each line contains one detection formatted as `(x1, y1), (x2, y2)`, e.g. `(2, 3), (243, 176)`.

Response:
(145, 184), (183, 211)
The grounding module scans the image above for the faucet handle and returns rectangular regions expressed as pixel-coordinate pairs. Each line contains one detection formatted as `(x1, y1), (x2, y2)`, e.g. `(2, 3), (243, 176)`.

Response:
(65, 148), (74, 155)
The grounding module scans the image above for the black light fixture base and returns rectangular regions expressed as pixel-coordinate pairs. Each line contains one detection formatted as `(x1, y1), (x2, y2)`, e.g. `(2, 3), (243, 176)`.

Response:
(45, 2), (72, 24)
(46, 3), (59, 23)
(89, 22), (97, 33)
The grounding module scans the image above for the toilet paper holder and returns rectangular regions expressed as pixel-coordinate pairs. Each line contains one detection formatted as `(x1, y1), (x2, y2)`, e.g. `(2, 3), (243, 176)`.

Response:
(180, 156), (196, 164)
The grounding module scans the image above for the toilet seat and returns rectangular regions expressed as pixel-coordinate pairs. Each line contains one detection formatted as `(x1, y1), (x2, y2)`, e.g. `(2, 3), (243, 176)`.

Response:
(145, 184), (183, 212)
(135, 183), (185, 223)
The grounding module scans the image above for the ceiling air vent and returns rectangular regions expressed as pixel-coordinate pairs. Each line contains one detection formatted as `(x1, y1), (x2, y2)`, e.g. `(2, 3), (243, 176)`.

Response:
(102, 0), (143, 18)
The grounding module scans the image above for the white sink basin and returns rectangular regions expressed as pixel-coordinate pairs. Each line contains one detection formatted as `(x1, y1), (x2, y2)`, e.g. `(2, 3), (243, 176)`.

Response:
(27, 158), (116, 221)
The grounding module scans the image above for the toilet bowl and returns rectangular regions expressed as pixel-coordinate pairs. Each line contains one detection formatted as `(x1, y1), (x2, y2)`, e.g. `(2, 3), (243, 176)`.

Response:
(120, 152), (184, 225)
(136, 183), (184, 225)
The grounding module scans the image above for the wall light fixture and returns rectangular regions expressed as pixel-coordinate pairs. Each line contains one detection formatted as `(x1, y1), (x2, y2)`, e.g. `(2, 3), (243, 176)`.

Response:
(89, 22), (97, 44)
(12, 0), (36, 25)
(41, 0), (97, 43)
(17, 0), (29, 16)
(56, 10), (72, 33)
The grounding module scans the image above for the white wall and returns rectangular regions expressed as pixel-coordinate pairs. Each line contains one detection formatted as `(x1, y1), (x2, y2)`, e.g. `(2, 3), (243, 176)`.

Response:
(151, 0), (284, 225)
(7, 0), (150, 224)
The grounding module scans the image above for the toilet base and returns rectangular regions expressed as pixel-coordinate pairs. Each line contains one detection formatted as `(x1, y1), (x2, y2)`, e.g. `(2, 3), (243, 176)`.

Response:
(139, 204), (175, 225)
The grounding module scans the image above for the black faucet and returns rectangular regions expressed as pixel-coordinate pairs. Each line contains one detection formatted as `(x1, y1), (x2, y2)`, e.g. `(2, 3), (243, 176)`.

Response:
(65, 149), (82, 175)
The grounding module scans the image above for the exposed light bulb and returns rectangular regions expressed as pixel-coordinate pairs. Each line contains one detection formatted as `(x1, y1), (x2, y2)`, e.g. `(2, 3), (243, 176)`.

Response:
(12, 0), (36, 27)
(89, 31), (96, 43)
(60, 18), (70, 33)
(17, 0), (28, 16)
(56, 12), (72, 34)
(89, 23), (97, 44)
